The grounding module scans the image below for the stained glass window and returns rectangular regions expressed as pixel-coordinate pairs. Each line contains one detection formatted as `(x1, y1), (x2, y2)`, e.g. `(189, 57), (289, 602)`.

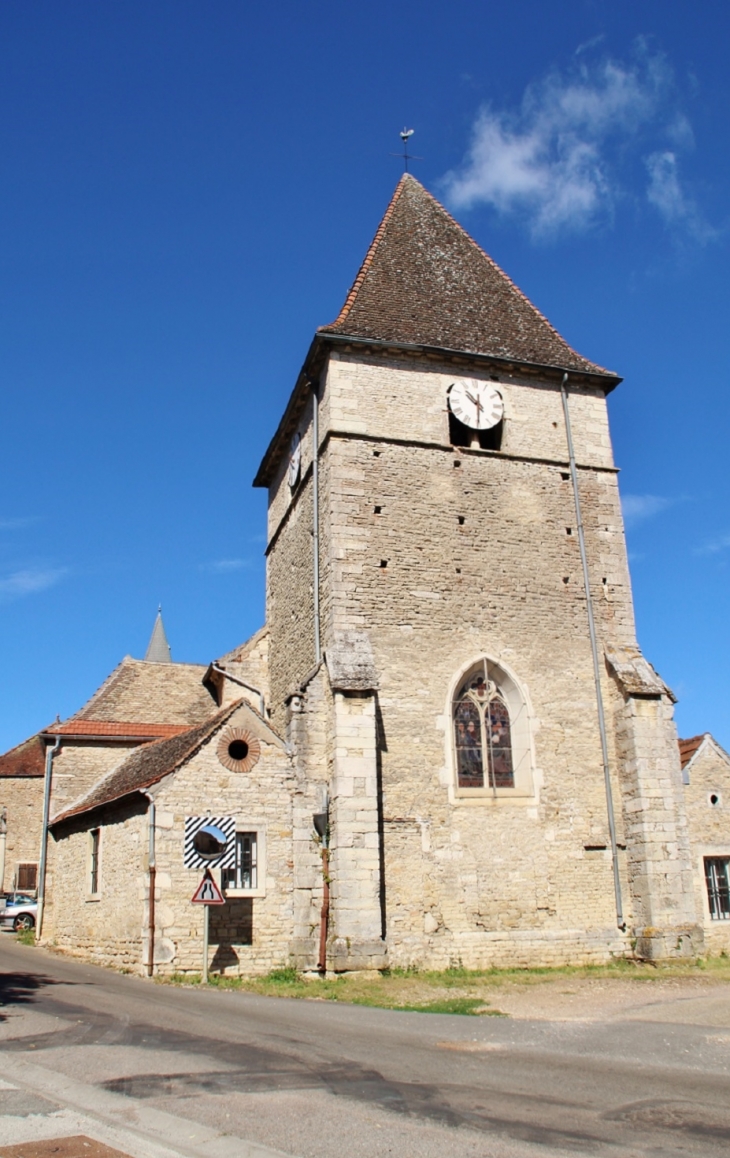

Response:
(454, 665), (515, 791)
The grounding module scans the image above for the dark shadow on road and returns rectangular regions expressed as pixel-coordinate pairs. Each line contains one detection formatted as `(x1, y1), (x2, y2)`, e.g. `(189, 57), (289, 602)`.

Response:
(3, 982), (730, 1154)
(0, 972), (63, 1022)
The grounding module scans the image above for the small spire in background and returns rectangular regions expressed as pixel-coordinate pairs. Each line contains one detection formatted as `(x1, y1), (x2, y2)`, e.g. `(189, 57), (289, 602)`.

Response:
(145, 606), (172, 663)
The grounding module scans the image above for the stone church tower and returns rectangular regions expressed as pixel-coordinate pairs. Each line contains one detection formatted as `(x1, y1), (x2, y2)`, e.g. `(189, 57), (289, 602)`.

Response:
(254, 174), (701, 968)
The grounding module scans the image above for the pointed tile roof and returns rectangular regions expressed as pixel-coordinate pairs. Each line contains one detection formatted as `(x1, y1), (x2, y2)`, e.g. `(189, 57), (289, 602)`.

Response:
(73, 656), (216, 725)
(678, 734), (707, 769)
(0, 733), (48, 778)
(145, 607), (172, 663)
(254, 175), (620, 488)
(320, 175), (613, 376)
(51, 701), (243, 825)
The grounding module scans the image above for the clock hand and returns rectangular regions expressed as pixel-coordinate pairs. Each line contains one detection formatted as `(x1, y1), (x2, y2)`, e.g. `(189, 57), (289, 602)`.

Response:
(465, 390), (484, 414)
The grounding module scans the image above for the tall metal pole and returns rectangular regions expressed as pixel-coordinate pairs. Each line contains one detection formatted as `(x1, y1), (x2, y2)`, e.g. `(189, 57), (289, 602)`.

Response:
(560, 374), (625, 930)
(311, 380), (322, 665)
(202, 905), (209, 984)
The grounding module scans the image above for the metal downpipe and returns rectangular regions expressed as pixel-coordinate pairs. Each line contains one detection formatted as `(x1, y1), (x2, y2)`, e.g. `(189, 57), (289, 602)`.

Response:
(36, 736), (61, 939)
(147, 799), (156, 977)
(560, 373), (625, 930)
(311, 380), (322, 666)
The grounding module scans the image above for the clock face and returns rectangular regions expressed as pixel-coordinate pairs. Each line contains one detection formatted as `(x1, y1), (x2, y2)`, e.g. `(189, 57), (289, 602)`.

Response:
(288, 433), (301, 488)
(448, 379), (504, 431)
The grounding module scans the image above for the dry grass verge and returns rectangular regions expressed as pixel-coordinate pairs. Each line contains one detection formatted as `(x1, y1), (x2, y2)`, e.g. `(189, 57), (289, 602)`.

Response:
(157, 955), (730, 1016)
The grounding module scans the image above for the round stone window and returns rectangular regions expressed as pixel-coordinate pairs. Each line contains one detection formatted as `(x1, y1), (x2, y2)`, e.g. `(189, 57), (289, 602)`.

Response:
(217, 727), (261, 773)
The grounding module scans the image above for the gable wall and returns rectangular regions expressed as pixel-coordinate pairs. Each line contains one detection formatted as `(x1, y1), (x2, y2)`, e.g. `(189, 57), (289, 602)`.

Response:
(684, 742), (730, 953)
(49, 743), (142, 820)
(151, 708), (295, 975)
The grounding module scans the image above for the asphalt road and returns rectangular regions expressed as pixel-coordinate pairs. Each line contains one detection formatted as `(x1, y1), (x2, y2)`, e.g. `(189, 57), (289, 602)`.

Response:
(1, 939), (729, 1158)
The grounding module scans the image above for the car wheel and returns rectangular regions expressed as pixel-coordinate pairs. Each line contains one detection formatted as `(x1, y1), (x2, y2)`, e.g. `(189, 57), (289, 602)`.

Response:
(14, 914), (35, 931)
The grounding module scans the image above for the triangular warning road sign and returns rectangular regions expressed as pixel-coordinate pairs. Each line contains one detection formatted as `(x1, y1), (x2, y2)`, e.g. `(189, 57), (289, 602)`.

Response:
(191, 869), (225, 905)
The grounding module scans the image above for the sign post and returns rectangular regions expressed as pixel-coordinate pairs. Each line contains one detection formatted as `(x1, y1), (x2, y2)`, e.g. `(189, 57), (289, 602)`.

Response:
(203, 906), (209, 985)
(191, 868), (225, 983)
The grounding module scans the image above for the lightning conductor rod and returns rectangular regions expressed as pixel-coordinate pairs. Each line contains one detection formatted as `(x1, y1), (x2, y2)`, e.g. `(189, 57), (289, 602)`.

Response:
(311, 379), (322, 665)
(560, 372), (624, 931)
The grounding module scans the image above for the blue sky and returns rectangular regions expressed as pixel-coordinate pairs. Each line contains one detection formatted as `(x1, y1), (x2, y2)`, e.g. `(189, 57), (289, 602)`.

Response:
(1, 1), (728, 751)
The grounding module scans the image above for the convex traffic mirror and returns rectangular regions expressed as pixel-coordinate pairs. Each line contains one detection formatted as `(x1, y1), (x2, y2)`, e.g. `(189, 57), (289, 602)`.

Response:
(192, 824), (229, 860)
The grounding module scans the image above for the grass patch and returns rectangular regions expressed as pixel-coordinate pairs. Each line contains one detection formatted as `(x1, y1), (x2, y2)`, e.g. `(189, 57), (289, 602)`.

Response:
(381, 997), (503, 1016)
(154, 955), (730, 1016)
(15, 928), (36, 947)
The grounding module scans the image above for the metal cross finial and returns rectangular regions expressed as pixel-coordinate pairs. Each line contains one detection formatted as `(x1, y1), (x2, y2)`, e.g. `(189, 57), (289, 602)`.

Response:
(390, 127), (422, 172)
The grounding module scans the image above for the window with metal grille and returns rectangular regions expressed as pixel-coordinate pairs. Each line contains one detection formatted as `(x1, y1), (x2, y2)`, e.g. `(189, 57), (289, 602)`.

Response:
(89, 829), (100, 895)
(15, 863), (37, 892)
(704, 857), (730, 920)
(222, 832), (257, 892)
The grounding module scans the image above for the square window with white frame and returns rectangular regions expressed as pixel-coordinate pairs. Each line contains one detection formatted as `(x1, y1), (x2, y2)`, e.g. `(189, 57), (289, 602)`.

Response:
(222, 831), (259, 893)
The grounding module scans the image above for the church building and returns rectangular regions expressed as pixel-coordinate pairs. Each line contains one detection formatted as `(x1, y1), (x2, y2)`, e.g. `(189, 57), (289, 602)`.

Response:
(22, 175), (730, 972)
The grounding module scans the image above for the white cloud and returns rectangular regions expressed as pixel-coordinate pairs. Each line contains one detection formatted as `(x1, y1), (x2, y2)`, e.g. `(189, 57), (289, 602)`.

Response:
(695, 533), (730, 556)
(441, 43), (710, 241)
(0, 567), (68, 601)
(200, 558), (251, 574)
(575, 34), (606, 57)
(645, 151), (716, 243)
(621, 494), (672, 529)
(0, 517), (37, 531)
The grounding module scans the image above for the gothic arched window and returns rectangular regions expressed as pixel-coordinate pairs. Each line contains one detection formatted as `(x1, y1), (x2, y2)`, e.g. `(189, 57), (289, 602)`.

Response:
(452, 659), (532, 797)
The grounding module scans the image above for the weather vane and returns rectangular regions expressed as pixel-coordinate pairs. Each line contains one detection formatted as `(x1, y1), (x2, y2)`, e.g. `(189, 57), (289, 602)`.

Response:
(391, 127), (422, 173)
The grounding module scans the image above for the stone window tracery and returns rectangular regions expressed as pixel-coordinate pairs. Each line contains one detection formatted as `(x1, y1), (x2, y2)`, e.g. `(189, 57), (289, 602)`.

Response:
(451, 659), (532, 799)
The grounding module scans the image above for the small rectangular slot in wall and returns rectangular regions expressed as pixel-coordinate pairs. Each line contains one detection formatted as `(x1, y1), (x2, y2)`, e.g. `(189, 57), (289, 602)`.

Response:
(374, 506), (382, 514)
(458, 516), (465, 525)
(584, 845), (607, 852)
(566, 527), (572, 535)
(373, 450), (380, 457)
(453, 460), (461, 469)
(563, 576), (570, 584)
(561, 472), (570, 481)
(380, 560), (388, 568)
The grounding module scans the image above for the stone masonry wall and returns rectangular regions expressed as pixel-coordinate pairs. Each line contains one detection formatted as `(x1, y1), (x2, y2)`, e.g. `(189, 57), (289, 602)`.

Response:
(0, 777), (44, 892)
(44, 798), (148, 968)
(683, 741), (730, 954)
(328, 689), (385, 968)
(288, 666), (334, 969)
(267, 349), (639, 966)
(49, 743), (140, 820)
(612, 688), (700, 958)
(45, 706), (296, 976)
(266, 474), (316, 729)
(151, 705), (295, 976)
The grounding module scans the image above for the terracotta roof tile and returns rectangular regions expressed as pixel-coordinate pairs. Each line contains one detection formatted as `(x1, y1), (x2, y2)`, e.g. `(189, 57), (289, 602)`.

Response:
(51, 701), (243, 825)
(678, 734), (707, 769)
(320, 174), (616, 377)
(45, 721), (189, 739)
(0, 733), (48, 778)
